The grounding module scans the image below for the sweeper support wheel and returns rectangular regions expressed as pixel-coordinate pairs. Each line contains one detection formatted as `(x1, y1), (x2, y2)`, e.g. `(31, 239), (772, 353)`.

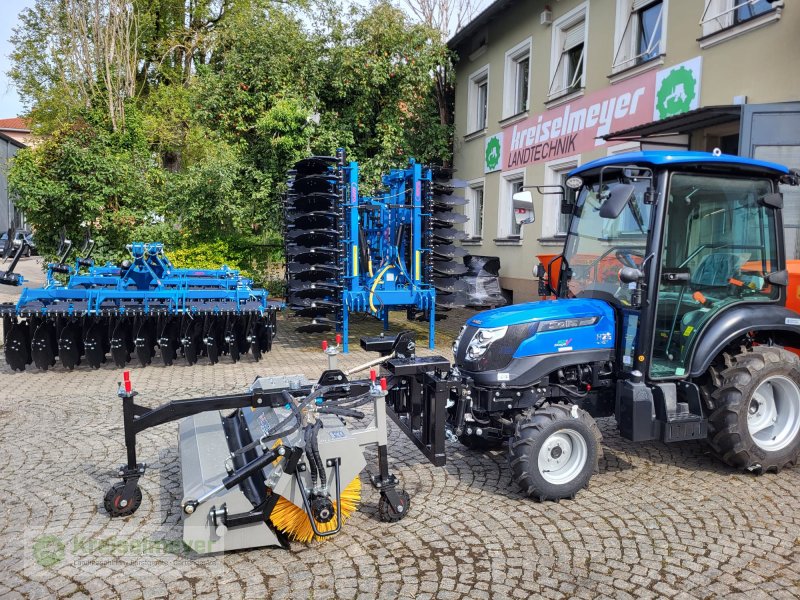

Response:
(104, 481), (142, 517)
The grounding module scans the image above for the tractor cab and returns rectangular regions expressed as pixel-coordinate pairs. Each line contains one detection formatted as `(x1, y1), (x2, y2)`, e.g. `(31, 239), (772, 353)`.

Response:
(450, 151), (800, 502)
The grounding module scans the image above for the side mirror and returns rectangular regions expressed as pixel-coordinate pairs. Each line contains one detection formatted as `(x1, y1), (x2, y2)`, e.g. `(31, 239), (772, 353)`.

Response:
(512, 190), (535, 225)
(599, 183), (635, 219)
(619, 267), (644, 284)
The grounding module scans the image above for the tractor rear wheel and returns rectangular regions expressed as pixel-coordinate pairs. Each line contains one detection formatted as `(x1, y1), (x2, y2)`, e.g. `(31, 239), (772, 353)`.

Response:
(509, 403), (602, 501)
(706, 346), (800, 473)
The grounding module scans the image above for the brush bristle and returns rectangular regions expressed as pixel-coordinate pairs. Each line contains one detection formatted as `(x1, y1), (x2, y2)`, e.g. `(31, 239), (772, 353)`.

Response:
(269, 478), (361, 543)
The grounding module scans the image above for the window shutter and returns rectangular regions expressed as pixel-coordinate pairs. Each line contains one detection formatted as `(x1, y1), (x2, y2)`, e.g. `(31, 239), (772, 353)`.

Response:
(632, 0), (657, 11)
(612, 12), (637, 71)
(563, 21), (585, 50)
(702, 0), (734, 36)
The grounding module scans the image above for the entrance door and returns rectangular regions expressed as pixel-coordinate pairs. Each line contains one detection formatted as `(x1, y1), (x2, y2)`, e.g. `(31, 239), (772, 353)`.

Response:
(740, 102), (800, 259)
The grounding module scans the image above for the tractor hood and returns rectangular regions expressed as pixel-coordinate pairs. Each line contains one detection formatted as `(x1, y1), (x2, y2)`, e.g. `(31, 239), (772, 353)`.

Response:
(455, 298), (616, 377)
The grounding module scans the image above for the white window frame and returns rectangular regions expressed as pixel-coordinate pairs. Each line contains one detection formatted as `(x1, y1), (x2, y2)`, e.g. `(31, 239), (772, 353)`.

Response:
(611, 0), (668, 74)
(498, 169), (526, 240)
(548, 3), (588, 101)
(699, 0), (782, 47)
(503, 38), (532, 119)
(607, 141), (642, 156)
(465, 180), (485, 240)
(543, 156), (580, 239)
(467, 65), (490, 134)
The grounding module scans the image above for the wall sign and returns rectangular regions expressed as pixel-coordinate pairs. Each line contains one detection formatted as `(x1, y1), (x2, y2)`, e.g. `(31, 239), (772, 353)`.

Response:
(485, 132), (503, 173)
(500, 57), (703, 171)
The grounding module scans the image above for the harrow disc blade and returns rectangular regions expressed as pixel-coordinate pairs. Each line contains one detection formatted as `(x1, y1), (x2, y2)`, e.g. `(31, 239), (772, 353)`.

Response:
(180, 316), (203, 366)
(432, 260), (469, 276)
(291, 175), (337, 195)
(432, 244), (468, 259)
(293, 156), (337, 176)
(291, 306), (333, 318)
(134, 318), (156, 367)
(249, 321), (263, 362)
(226, 332), (240, 363)
(158, 319), (179, 366)
(204, 317), (221, 365)
(5, 322), (31, 371)
(289, 193), (338, 212)
(432, 277), (469, 293)
(432, 212), (469, 225)
(31, 320), (57, 371)
(287, 230), (339, 247)
(260, 320), (273, 353)
(58, 321), (82, 370)
(83, 321), (107, 369)
(432, 227), (468, 242)
(110, 318), (132, 368)
(287, 246), (340, 262)
(433, 194), (469, 208)
(290, 214), (337, 230)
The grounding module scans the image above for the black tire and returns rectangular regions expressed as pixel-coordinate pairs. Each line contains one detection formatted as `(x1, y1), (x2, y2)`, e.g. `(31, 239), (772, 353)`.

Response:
(378, 489), (410, 522)
(706, 345), (800, 473)
(509, 403), (602, 501)
(104, 482), (142, 517)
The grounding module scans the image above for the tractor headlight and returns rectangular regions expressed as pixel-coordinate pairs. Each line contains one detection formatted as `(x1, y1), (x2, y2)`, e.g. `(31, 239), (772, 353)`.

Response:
(452, 325), (466, 355)
(466, 326), (508, 360)
(537, 316), (598, 332)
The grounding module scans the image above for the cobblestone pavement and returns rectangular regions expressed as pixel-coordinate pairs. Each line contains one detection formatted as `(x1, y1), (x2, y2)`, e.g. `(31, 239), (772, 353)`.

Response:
(0, 310), (799, 599)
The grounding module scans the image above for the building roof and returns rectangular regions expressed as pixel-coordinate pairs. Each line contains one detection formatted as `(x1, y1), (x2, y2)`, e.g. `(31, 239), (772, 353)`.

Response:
(0, 130), (25, 148)
(0, 117), (30, 132)
(447, 0), (519, 49)
(570, 150), (791, 177)
(603, 106), (742, 142)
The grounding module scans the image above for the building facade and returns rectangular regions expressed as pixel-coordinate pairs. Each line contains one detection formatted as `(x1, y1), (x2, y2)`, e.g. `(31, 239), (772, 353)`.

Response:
(449, 0), (800, 302)
(0, 131), (25, 233)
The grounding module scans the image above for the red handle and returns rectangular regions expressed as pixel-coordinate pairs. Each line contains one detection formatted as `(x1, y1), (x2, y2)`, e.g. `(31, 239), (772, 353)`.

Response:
(322, 340), (328, 351)
(123, 371), (132, 394)
(370, 369), (377, 382)
(380, 377), (387, 391)
(335, 333), (342, 345)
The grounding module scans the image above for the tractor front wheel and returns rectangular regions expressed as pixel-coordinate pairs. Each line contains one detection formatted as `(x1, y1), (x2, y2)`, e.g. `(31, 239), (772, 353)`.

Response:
(707, 346), (800, 473)
(509, 403), (602, 501)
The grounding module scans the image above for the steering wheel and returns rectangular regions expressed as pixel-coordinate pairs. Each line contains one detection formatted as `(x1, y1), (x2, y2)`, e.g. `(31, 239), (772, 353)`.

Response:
(615, 248), (644, 270)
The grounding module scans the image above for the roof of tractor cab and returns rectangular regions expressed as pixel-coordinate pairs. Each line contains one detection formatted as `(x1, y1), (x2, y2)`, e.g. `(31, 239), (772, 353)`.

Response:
(569, 151), (790, 179)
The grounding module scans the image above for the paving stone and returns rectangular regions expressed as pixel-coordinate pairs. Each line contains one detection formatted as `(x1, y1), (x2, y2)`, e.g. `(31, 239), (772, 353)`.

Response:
(0, 309), (799, 598)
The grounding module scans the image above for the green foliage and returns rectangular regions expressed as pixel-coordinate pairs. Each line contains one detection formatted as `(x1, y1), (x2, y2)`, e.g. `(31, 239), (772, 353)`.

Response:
(7, 0), (455, 282)
(8, 108), (166, 261)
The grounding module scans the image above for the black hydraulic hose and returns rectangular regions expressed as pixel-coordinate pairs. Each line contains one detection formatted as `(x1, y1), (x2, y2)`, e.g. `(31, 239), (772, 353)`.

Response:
(311, 419), (326, 488)
(305, 424), (318, 486)
(317, 406), (365, 419)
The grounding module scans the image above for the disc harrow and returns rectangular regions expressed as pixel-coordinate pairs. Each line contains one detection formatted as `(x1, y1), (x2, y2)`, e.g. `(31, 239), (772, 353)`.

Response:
(2, 239), (280, 371)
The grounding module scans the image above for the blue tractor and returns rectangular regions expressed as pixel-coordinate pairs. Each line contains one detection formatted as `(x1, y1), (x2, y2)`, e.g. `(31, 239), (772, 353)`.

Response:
(447, 151), (800, 501)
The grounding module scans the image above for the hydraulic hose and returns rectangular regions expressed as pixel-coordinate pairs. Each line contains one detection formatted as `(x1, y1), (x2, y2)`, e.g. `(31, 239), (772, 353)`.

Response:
(369, 264), (393, 313)
(311, 419), (326, 488)
(305, 425), (318, 486)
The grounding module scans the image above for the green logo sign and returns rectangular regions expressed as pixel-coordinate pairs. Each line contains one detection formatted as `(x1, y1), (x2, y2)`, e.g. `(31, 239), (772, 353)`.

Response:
(485, 135), (502, 172)
(655, 66), (697, 120)
(33, 535), (66, 567)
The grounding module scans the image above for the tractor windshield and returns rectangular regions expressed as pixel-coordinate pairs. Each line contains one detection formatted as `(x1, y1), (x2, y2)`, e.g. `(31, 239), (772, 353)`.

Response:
(559, 178), (652, 304)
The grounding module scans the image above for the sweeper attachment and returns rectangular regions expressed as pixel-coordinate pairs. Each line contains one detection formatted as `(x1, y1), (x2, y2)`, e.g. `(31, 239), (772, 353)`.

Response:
(104, 332), (450, 553)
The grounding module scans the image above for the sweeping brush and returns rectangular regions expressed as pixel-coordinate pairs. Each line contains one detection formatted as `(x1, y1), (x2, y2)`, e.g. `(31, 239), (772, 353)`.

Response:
(269, 478), (361, 543)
